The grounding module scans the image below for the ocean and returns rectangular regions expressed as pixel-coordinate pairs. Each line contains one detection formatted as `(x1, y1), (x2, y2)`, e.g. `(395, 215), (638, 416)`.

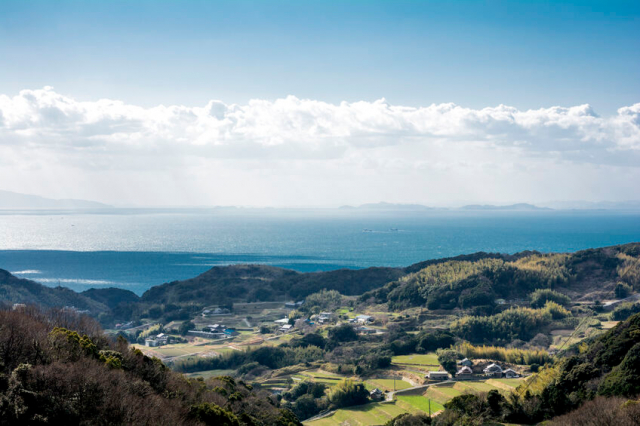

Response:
(1, 208), (639, 295)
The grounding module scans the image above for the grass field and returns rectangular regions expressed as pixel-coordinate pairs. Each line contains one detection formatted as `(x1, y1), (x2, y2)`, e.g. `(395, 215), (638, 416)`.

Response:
(365, 379), (412, 392)
(133, 343), (237, 360)
(396, 395), (444, 415)
(488, 378), (524, 391)
(391, 353), (439, 367)
(306, 401), (414, 425)
(424, 386), (462, 404)
(453, 381), (500, 393)
(184, 369), (236, 379)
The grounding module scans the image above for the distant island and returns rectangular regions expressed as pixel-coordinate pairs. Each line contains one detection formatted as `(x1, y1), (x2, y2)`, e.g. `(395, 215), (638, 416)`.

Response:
(0, 190), (112, 210)
(459, 203), (552, 211)
(339, 202), (435, 211)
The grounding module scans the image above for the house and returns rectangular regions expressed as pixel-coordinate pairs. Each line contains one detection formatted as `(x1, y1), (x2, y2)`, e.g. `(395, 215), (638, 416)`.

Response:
(155, 333), (170, 345)
(275, 318), (290, 324)
(483, 363), (503, 378)
(370, 388), (384, 400)
(355, 314), (374, 324)
(458, 358), (473, 367)
(145, 338), (159, 347)
(224, 328), (239, 337)
(284, 301), (305, 309)
(202, 307), (231, 317)
(503, 368), (519, 378)
(456, 366), (473, 377)
(208, 324), (226, 333)
(356, 326), (376, 335)
(279, 324), (293, 333)
(317, 312), (334, 324)
(188, 330), (225, 339)
(12, 303), (26, 311)
(427, 371), (450, 380)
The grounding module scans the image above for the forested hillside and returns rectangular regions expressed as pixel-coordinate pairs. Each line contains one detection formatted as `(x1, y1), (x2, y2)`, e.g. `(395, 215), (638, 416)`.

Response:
(0, 307), (301, 425)
(426, 312), (640, 425)
(140, 264), (404, 305)
(0, 269), (110, 315)
(361, 243), (640, 314)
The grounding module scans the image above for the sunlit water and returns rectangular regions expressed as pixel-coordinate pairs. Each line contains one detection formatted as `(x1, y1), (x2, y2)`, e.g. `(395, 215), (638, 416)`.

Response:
(1, 209), (639, 295)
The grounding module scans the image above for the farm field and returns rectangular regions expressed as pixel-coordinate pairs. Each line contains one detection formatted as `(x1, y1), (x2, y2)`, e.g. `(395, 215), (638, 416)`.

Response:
(453, 381), (501, 394)
(365, 378), (412, 392)
(305, 401), (416, 426)
(184, 369), (236, 379)
(396, 395), (444, 415)
(132, 343), (237, 360)
(488, 378), (525, 391)
(424, 385), (462, 404)
(391, 353), (439, 367)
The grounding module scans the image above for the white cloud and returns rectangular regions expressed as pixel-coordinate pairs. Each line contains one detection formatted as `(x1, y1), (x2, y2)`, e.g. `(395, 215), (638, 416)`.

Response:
(0, 87), (638, 206)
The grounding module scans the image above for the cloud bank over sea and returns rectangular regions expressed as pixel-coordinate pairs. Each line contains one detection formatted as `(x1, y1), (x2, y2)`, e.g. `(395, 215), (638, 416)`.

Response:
(1, 87), (638, 206)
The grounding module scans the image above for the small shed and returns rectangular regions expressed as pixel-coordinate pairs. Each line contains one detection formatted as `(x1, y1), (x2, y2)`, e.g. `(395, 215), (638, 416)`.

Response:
(427, 371), (450, 380)
(370, 388), (384, 400)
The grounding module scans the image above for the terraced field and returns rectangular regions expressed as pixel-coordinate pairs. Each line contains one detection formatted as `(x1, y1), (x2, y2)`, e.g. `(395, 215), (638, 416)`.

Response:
(306, 401), (418, 425)
(391, 353), (439, 367)
(424, 385), (462, 404)
(365, 378), (412, 392)
(293, 369), (350, 387)
(132, 342), (237, 361)
(396, 395), (444, 415)
(487, 378), (524, 391)
(453, 381), (500, 393)
(184, 369), (236, 379)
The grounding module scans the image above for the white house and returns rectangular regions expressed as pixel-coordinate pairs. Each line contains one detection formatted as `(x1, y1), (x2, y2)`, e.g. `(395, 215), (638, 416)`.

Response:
(483, 363), (503, 378)
(279, 324), (293, 333)
(456, 366), (473, 377)
(275, 318), (290, 324)
(503, 368), (519, 378)
(355, 314), (374, 324)
(370, 388), (384, 400)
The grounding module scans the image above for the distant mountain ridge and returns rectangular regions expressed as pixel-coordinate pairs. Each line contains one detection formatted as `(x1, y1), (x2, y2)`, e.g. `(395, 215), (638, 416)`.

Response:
(460, 203), (552, 211)
(0, 190), (112, 209)
(339, 202), (434, 210)
(539, 200), (640, 210)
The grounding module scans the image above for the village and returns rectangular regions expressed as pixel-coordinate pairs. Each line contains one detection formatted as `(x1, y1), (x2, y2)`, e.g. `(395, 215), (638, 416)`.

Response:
(113, 298), (532, 424)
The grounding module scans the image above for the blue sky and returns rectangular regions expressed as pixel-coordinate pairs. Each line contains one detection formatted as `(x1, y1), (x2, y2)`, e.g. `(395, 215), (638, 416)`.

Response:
(1, 0), (638, 113)
(0, 1), (639, 207)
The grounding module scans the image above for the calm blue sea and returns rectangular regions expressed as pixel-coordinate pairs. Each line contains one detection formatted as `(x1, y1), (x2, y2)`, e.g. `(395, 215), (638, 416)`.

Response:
(1, 209), (639, 295)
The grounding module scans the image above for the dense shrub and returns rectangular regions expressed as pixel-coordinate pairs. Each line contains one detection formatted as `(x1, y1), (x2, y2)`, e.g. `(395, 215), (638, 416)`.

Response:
(611, 302), (640, 321)
(456, 342), (550, 365)
(328, 380), (369, 408)
(451, 306), (562, 343)
(529, 289), (571, 308)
